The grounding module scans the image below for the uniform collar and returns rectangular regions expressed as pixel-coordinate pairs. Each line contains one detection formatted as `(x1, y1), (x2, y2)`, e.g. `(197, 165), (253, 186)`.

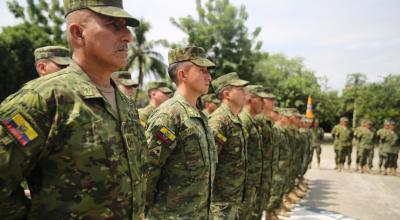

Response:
(220, 103), (241, 124)
(173, 92), (202, 118)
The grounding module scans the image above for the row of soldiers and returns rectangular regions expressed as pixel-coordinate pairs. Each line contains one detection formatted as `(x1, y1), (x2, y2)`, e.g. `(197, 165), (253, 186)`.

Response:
(332, 117), (399, 175)
(29, 44), (324, 219)
(137, 68), (325, 219)
(0, 1), (324, 219)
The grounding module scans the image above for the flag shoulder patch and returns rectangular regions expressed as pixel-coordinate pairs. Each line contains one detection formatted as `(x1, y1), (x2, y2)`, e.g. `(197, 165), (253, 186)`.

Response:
(2, 113), (38, 146)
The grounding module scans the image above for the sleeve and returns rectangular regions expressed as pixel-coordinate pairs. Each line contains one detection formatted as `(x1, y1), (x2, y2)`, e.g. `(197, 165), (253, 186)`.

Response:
(0, 90), (49, 219)
(208, 117), (227, 154)
(144, 112), (177, 209)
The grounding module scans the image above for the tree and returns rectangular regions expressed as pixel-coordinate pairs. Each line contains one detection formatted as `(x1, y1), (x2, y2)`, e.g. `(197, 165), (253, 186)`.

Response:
(342, 73), (367, 128)
(124, 19), (167, 87)
(0, 0), (66, 101)
(170, 0), (262, 81)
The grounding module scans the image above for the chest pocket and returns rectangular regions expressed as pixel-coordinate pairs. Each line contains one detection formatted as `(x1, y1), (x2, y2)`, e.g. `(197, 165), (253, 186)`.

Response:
(227, 125), (245, 159)
(180, 119), (206, 171)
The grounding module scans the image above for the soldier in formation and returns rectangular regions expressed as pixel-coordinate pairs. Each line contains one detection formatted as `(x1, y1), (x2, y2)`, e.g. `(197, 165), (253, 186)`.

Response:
(111, 71), (139, 97)
(138, 81), (173, 126)
(34, 45), (72, 76)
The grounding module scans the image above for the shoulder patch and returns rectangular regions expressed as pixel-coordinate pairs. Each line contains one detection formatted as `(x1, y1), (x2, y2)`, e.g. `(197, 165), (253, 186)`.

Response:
(2, 113), (38, 146)
(156, 126), (176, 145)
(215, 132), (227, 145)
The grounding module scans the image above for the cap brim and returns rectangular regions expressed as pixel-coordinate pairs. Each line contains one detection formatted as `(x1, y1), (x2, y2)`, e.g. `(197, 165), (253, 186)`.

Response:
(254, 91), (271, 99)
(230, 79), (249, 87)
(191, 57), (216, 67)
(159, 87), (173, 94)
(120, 79), (138, 87)
(90, 6), (139, 27)
(50, 56), (72, 66)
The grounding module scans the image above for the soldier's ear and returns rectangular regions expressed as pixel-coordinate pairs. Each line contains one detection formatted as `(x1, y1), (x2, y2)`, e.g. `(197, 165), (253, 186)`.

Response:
(69, 24), (85, 44)
(35, 62), (46, 76)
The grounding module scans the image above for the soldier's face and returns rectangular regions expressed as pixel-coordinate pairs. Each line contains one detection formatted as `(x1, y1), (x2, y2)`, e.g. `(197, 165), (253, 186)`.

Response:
(263, 98), (275, 111)
(205, 102), (218, 113)
(229, 86), (246, 108)
(251, 96), (264, 114)
(153, 90), (171, 105)
(83, 13), (133, 71)
(36, 60), (64, 77)
(185, 63), (211, 95)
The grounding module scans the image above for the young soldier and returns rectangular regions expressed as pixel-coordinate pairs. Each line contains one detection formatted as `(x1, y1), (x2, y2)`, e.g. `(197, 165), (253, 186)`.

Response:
(138, 81), (172, 126)
(239, 85), (269, 219)
(331, 117), (353, 171)
(208, 72), (249, 219)
(354, 119), (375, 173)
(310, 119), (325, 168)
(34, 46), (71, 76)
(111, 71), (138, 97)
(376, 120), (398, 175)
(201, 94), (220, 117)
(145, 46), (217, 219)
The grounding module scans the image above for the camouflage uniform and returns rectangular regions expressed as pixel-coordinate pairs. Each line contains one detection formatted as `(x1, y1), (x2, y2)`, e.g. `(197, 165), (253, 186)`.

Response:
(208, 72), (249, 219)
(331, 123), (353, 167)
(254, 113), (274, 212)
(138, 82), (172, 126)
(311, 126), (324, 164)
(239, 85), (271, 219)
(144, 46), (217, 219)
(376, 122), (398, 170)
(354, 126), (375, 168)
(267, 122), (290, 211)
(0, 61), (147, 219)
(145, 92), (217, 219)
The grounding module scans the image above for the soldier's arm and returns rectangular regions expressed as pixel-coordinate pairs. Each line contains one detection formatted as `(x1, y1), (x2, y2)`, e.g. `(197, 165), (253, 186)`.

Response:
(144, 113), (177, 209)
(0, 90), (49, 219)
(208, 117), (227, 154)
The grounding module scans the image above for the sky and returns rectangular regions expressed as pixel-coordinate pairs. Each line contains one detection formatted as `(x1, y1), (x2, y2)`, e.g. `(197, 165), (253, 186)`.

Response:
(1, 0), (399, 91)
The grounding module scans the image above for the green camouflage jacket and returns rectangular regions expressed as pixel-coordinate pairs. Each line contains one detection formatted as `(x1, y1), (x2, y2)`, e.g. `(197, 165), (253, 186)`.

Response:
(331, 124), (353, 148)
(311, 127), (324, 147)
(144, 92), (217, 219)
(354, 127), (374, 149)
(238, 110), (262, 192)
(0, 62), (147, 220)
(254, 114), (274, 194)
(138, 104), (155, 127)
(376, 128), (398, 154)
(208, 103), (246, 204)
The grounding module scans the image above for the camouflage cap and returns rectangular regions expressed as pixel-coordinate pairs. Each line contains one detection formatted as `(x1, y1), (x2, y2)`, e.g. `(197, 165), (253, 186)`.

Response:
(262, 87), (276, 99)
(201, 94), (221, 104)
(340, 117), (349, 122)
(147, 81), (173, 94)
(63, 0), (139, 27)
(361, 118), (372, 125)
(384, 119), (395, 125)
(168, 46), (215, 67)
(244, 85), (270, 98)
(111, 71), (138, 87)
(277, 108), (292, 117)
(287, 108), (302, 117)
(211, 72), (249, 94)
(34, 46), (72, 66)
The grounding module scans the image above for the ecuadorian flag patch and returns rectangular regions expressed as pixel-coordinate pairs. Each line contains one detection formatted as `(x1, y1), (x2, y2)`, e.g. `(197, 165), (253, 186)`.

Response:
(156, 126), (176, 145)
(215, 132), (227, 145)
(2, 113), (38, 146)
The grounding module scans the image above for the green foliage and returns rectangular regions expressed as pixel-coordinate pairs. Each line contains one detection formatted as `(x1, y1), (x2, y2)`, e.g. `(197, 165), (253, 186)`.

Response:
(253, 53), (341, 130)
(345, 74), (400, 129)
(124, 18), (167, 87)
(0, 0), (66, 101)
(0, 23), (54, 101)
(170, 0), (262, 80)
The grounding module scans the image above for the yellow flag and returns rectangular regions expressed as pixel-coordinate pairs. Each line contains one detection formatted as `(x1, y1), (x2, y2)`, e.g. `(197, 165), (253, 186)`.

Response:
(306, 95), (314, 119)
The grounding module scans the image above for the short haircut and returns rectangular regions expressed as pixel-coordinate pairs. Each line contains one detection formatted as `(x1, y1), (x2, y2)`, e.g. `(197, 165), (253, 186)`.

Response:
(167, 61), (192, 83)
(218, 85), (233, 100)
